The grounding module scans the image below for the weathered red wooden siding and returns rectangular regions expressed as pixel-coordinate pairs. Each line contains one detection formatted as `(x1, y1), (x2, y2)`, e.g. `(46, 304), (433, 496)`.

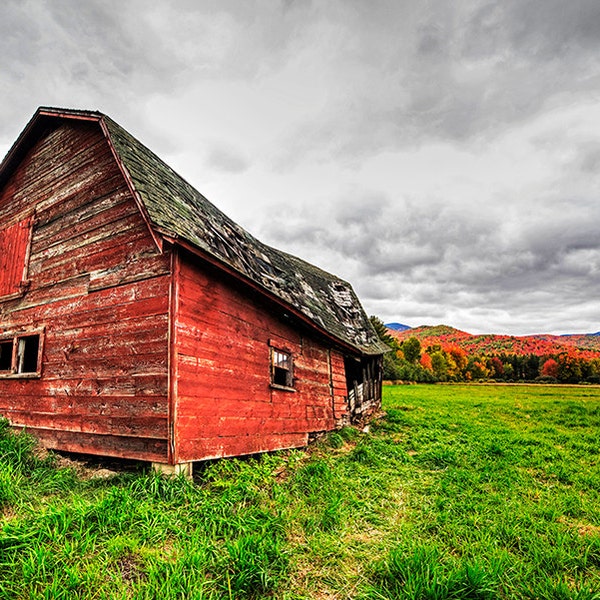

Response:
(330, 349), (350, 424)
(171, 250), (350, 462)
(0, 122), (171, 461)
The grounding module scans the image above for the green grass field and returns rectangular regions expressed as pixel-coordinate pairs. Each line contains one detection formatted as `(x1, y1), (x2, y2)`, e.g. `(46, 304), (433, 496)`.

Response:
(1, 384), (599, 599)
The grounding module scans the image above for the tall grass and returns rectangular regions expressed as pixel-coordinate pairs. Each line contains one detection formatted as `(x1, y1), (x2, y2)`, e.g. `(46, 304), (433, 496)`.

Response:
(0, 385), (599, 599)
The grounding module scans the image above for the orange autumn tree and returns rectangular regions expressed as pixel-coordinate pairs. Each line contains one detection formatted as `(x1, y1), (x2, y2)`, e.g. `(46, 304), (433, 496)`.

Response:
(420, 352), (433, 371)
(444, 344), (468, 380)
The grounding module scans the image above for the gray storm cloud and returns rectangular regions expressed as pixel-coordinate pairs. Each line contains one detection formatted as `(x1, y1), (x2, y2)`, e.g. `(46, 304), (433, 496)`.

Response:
(1, 0), (599, 335)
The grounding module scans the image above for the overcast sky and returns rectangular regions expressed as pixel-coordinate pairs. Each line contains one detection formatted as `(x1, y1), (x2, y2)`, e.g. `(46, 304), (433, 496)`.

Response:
(2, 1), (599, 335)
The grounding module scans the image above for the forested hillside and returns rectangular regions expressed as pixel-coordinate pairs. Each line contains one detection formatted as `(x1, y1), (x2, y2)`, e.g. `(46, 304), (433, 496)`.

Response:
(372, 319), (600, 384)
(390, 325), (600, 357)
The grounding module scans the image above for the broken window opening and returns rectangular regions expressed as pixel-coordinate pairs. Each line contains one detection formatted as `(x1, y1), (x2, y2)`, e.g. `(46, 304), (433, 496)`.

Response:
(0, 340), (12, 371)
(271, 348), (294, 389)
(17, 335), (40, 374)
(0, 332), (42, 377)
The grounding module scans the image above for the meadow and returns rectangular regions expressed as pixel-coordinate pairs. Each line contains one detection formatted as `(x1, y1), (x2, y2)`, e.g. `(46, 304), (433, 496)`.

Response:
(1, 384), (599, 599)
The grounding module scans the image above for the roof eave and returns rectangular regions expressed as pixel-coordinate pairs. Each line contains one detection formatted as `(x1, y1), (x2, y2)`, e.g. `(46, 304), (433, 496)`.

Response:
(98, 116), (164, 253)
(0, 108), (55, 188)
(160, 232), (383, 357)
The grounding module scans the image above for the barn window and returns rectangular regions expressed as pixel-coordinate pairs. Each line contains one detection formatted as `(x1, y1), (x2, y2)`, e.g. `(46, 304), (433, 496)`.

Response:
(0, 332), (43, 377)
(0, 216), (32, 299)
(271, 348), (294, 389)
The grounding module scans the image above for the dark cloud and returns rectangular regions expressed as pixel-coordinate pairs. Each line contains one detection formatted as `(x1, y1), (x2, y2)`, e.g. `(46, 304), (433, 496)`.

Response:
(271, 1), (600, 166)
(480, 0), (600, 58)
(259, 175), (600, 334)
(0, 0), (185, 148)
(1, 0), (598, 334)
(577, 142), (600, 173)
(206, 143), (250, 173)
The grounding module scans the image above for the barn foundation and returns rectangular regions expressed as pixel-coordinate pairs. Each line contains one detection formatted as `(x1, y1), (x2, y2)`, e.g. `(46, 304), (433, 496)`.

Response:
(152, 462), (193, 478)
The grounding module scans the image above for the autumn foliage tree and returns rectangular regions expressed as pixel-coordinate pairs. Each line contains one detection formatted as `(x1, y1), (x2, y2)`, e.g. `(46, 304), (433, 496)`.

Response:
(430, 350), (448, 381)
(556, 352), (582, 383)
(420, 352), (433, 371)
(489, 356), (504, 378)
(540, 358), (559, 379)
(370, 317), (434, 382)
(402, 337), (421, 363)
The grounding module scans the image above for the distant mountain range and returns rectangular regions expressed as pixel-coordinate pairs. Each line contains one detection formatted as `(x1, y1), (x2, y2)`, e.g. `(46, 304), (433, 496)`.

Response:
(385, 322), (411, 332)
(386, 324), (600, 358)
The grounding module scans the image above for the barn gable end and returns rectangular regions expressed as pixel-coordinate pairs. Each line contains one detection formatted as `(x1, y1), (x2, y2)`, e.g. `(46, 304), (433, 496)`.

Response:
(0, 118), (172, 462)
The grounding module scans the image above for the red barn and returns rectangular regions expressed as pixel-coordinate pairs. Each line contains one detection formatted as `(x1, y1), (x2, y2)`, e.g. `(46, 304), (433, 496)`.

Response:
(0, 107), (386, 474)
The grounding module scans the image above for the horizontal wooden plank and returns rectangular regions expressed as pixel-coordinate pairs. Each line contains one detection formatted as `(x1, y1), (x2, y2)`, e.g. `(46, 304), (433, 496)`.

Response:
(176, 399), (275, 420)
(88, 254), (170, 292)
(49, 316), (168, 345)
(0, 370), (164, 402)
(175, 416), (332, 440)
(182, 377), (263, 402)
(42, 352), (167, 380)
(176, 432), (308, 463)
(4, 409), (167, 439)
(21, 427), (168, 462)
(34, 173), (129, 229)
(10, 277), (170, 326)
(18, 374), (167, 396)
(175, 334), (269, 363)
(0, 391), (167, 413)
(175, 395), (314, 420)
(44, 337), (167, 364)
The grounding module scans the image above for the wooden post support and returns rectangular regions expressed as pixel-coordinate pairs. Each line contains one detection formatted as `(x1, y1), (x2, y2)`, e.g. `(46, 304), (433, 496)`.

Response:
(152, 462), (193, 478)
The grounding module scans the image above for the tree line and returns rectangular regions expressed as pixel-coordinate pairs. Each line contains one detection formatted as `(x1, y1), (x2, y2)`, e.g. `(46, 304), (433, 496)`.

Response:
(371, 316), (600, 384)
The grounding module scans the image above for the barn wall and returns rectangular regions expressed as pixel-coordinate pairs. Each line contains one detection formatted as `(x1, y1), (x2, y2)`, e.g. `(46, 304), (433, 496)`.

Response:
(171, 250), (351, 462)
(0, 122), (171, 462)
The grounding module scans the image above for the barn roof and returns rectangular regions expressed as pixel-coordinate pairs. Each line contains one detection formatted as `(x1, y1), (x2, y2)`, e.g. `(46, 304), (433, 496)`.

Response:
(1, 107), (387, 356)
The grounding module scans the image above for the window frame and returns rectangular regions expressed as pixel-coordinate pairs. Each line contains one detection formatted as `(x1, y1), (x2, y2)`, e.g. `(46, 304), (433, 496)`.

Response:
(269, 346), (295, 391)
(0, 329), (44, 379)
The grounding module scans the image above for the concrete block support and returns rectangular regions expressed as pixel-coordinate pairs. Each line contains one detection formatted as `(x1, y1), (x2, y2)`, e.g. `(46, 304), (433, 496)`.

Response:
(152, 461), (193, 478)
